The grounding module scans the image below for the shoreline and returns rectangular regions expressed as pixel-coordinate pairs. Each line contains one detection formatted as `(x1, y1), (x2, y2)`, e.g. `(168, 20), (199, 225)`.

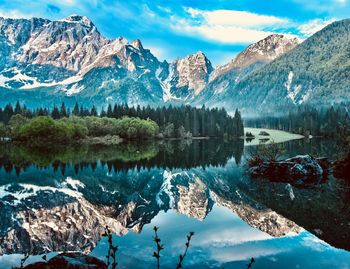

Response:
(244, 127), (304, 146)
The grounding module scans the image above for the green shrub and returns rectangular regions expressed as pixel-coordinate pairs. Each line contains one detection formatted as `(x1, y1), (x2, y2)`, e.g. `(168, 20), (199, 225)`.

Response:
(15, 116), (79, 145)
(9, 114), (30, 138)
(10, 115), (159, 144)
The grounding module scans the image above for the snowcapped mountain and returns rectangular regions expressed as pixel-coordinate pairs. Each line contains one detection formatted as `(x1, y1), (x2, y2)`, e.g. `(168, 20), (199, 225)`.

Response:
(192, 34), (299, 110)
(0, 15), (215, 107)
(0, 15), (166, 107)
(0, 169), (301, 256)
(3, 14), (347, 113)
(0, 15), (350, 112)
(0, 15), (299, 109)
(210, 34), (299, 82)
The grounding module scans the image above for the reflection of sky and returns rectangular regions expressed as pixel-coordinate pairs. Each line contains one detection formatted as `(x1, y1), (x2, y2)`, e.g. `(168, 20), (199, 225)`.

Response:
(0, 139), (349, 268)
(92, 205), (350, 269)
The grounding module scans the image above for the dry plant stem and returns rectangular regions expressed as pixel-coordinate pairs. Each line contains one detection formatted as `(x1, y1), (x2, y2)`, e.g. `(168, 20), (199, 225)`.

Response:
(104, 226), (119, 269)
(176, 232), (194, 269)
(247, 257), (255, 269)
(153, 226), (164, 269)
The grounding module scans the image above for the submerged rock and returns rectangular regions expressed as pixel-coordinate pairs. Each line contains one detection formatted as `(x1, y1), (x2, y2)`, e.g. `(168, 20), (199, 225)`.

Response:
(23, 253), (107, 269)
(249, 155), (327, 183)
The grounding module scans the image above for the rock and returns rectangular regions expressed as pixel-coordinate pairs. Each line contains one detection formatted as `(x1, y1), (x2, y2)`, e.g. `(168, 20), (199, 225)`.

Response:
(258, 131), (270, 136)
(23, 253), (107, 269)
(249, 155), (325, 183)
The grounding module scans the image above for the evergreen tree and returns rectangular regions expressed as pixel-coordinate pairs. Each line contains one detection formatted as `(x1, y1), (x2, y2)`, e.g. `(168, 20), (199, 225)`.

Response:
(14, 101), (22, 115)
(51, 106), (60, 119)
(107, 104), (113, 118)
(60, 102), (68, 118)
(72, 102), (80, 116)
(90, 105), (98, 116)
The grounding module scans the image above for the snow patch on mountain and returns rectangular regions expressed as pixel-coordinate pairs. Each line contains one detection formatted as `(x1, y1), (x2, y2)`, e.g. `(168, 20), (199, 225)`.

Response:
(0, 183), (82, 206)
(285, 71), (304, 104)
(156, 170), (176, 208)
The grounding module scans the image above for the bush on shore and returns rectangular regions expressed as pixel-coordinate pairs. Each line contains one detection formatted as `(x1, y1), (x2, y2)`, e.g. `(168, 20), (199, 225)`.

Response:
(10, 115), (159, 145)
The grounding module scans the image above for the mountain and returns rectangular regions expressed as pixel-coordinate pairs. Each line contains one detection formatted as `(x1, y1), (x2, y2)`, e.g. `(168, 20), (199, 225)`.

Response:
(0, 15), (298, 110)
(210, 19), (350, 113)
(0, 15), (216, 108)
(161, 51), (213, 102)
(0, 15), (169, 107)
(0, 168), (301, 255)
(2, 14), (348, 113)
(192, 34), (299, 109)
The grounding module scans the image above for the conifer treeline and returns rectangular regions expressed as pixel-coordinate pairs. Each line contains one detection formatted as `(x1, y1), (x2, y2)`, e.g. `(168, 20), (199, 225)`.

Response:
(246, 106), (350, 138)
(0, 101), (244, 138)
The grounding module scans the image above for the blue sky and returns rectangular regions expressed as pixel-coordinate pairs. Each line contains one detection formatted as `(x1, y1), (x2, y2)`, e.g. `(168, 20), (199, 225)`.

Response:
(0, 0), (349, 66)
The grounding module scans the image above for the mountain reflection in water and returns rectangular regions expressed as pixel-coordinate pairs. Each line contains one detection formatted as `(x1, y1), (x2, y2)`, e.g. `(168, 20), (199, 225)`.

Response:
(0, 138), (349, 268)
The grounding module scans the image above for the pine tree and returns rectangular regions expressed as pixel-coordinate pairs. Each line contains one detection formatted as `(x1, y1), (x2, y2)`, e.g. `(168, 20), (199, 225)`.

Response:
(60, 102), (68, 118)
(107, 104), (113, 118)
(72, 102), (80, 116)
(51, 106), (60, 119)
(14, 101), (22, 115)
(90, 105), (98, 116)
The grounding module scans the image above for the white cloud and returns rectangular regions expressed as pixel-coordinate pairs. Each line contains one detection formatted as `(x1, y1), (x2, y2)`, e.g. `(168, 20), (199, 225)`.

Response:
(302, 234), (330, 252)
(175, 23), (275, 44)
(209, 245), (286, 263)
(171, 8), (291, 45)
(186, 8), (288, 28)
(0, 9), (33, 19)
(298, 18), (335, 36)
(145, 44), (167, 61)
(157, 5), (172, 14)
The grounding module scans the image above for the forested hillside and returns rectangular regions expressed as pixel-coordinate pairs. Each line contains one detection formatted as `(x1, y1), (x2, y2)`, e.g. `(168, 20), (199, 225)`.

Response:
(215, 19), (350, 112)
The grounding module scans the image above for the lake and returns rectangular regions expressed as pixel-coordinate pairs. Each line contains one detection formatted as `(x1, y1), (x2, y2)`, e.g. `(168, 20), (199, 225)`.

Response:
(0, 135), (349, 268)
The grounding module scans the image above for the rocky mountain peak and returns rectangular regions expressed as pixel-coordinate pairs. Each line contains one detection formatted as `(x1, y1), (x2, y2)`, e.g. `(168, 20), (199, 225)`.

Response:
(60, 14), (94, 28)
(234, 34), (299, 68)
(174, 51), (213, 95)
(16, 14), (108, 72)
(209, 34), (299, 83)
(186, 51), (211, 65)
(131, 39), (143, 50)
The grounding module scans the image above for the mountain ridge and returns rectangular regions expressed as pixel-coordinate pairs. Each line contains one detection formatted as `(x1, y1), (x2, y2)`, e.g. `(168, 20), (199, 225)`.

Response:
(209, 18), (350, 113)
(1, 14), (348, 113)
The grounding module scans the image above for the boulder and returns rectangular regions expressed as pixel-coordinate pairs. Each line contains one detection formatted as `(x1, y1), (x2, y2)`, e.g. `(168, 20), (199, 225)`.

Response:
(23, 253), (107, 269)
(249, 155), (326, 183)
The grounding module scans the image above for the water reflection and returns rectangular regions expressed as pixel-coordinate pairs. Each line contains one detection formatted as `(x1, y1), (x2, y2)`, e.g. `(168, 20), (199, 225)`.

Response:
(0, 138), (349, 268)
(92, 206), (350, 269)
(0, 139), (244, 177)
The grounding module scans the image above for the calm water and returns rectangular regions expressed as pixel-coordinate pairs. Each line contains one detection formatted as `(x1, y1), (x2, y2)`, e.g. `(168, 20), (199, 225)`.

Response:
(0, 138), (349, 268)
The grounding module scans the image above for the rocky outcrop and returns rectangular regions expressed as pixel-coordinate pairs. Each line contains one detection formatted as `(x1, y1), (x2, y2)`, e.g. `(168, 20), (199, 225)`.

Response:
(23, 253), (106, 269)
(163, 52), (213, 100)
(249, 155), (327, 182)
